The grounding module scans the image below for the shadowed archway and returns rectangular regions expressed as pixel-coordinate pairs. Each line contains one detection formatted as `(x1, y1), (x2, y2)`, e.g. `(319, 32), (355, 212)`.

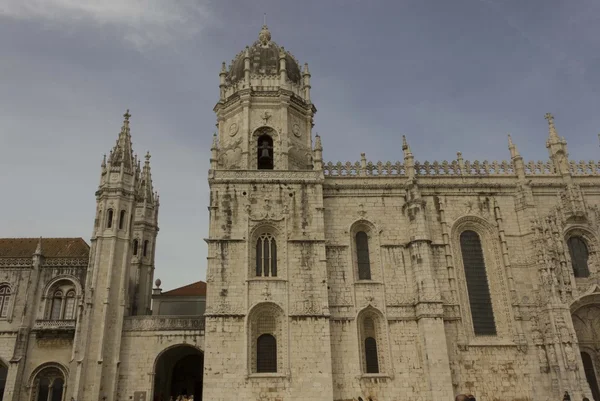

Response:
(153, 345), (203, 401)
(571, 294), (600, 401)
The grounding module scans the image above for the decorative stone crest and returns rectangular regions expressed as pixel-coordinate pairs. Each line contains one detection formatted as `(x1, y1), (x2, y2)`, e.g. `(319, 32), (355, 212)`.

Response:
(228, 122), (239, 137)
(258, 25), (271, 46)
(292, 123), (300, 137)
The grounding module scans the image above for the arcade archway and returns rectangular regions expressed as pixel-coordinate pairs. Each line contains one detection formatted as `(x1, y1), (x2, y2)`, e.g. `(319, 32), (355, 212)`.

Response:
(153, 345), (203, 401)
(572, 298), (600, 401)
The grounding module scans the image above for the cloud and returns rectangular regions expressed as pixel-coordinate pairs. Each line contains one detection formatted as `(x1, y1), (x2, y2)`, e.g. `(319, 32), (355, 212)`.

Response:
(0, 0), (213, 49)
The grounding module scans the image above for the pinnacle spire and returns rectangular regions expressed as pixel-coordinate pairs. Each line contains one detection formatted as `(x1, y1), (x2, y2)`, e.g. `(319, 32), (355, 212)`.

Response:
(314, 133), (322, 151)
(508, 134), (520, 158)
(139, 151), (155, 202)
(402, 135), (412, 155)
(545, 112), (560, 142)
(108, 109), (136, 171)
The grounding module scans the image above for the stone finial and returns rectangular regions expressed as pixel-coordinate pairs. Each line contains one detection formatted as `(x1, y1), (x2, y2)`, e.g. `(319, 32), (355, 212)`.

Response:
(314, 134), (322, 151)
(211, 133), (218, 150)
(154, 278), (161, 288)
(545, 112), (560, 141)
(402, 135), (412, 155)
(123, 109), (131, 122)
(145, 151), (151, 162)
(101, 154), (106, 168)
(508, 134), (520, 158)
(259, 24), (271, 45)
(303, 63), (310, 75)
(34, 237), (43, 256)
(220, 62), (227, 73)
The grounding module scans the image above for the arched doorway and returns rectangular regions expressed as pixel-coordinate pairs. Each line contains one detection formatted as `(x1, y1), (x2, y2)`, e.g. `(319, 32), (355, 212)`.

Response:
(0, 361), (7, 401)
(572, 298), (600, 401)
(153, 345), (203, 401)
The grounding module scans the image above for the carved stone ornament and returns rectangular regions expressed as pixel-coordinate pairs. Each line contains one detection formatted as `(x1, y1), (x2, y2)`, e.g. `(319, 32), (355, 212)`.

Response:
(228, 122), (239, 137)
(245, 191), (291, 221)
(292, 123), (300, 137)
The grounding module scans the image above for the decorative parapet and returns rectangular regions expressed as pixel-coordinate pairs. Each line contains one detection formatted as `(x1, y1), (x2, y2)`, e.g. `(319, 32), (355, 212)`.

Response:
(0, 257), (88, 268)
(323, 158), (600, 177)
(323, 161), (405, 176)
(123, 316), (205, 332)
(33, 319), (76, 331)
(569, 160), (600, 176)
(0, 258), (32, 267)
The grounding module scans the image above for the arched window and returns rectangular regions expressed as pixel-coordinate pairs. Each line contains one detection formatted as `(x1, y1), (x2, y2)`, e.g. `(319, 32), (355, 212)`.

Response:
(359, 314), (384, 374)
(32, 367), (65, 401)
(119, 210), (126, 230)
(50, 291), (63, 320)
(581, 351), (600, 401)
(356, 231), (371, 280)
(365, 337), (379, 373)
(143, 240), (149, 257)
(256, 334), (277, 373)
(568, 236), (590, 278)
(256, 233), (277, 277)
(46, 282), (77, 321)
(63, 291), (76, 320)
(257, 134), (274, 170)
(459, 230), (497, 336)
(133, 239), (139, 256)
(107, 209), (113, 228)
(0, 286), (11, 318)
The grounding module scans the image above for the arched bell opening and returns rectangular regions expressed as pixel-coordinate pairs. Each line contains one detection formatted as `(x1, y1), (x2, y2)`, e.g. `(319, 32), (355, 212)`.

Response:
(153, 345), (203, 401)
(257, 134), (274, 170)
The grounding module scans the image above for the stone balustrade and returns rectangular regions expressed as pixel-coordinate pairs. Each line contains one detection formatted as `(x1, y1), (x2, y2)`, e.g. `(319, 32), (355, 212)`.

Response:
(123, 316), (205, 333)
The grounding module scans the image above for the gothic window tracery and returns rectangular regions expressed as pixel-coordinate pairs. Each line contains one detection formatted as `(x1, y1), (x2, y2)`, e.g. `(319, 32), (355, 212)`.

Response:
(0, 286), (11, 319)
(256, 233), (277, 277)
(46, 282), (77, 321)
(355, 231), (371, 280)
(31, 366), (65, 401)
(459, 230), (497, 336)
(567, 236), (590, 278)
(248, 303), (284, 375)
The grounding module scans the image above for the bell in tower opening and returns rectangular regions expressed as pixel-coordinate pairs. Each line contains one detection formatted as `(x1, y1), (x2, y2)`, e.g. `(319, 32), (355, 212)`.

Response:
(257, 134), (274, 170)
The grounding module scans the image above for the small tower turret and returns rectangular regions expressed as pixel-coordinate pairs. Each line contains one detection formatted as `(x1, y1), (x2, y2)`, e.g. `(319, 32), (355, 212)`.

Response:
(545, 113), (571, 178)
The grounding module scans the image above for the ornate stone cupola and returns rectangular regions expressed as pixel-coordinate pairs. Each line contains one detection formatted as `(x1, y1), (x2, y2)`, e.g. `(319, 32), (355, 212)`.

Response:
(213, 25), (317, 171)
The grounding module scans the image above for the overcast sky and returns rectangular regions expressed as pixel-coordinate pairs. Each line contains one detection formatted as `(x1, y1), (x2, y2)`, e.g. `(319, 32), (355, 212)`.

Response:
(1, 0), (599, 291)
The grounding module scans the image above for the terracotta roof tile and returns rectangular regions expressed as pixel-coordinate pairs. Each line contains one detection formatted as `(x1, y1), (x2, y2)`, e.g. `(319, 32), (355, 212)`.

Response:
(0, 238), (89, 258)
(161, 281), (206, 297)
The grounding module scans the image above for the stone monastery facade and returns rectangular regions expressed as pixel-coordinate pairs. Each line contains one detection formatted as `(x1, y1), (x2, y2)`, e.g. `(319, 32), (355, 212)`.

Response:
(0, 24), (600, 401)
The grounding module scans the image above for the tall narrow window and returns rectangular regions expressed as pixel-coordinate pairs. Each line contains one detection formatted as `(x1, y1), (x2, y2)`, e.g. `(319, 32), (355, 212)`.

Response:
(0, 286), (10, 318)
(257, 135), (274, 170)
(133, 239), (139, 256)
(33, 368), (64, 401)
(365, 337), (379, 373)
(256, 334), (277, 373)
(63, 291), (76, 320)
(143, 240), (149, 257)
(119, 210), (126, 230)
(107, 209), (113, 228)
(50, 291), (63, 320)
(581, 351), (600, 401)
(356, 231), (371, 280)
(256, 233), (277, 277)
(459, 230), (497, 336)
(568, 236), (590, 278)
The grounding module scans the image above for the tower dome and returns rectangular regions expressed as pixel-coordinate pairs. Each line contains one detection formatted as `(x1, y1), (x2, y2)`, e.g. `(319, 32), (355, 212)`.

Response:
(227, 25), (302, 85)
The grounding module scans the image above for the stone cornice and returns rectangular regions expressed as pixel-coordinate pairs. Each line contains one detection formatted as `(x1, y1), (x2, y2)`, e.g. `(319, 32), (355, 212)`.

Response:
(209, 170), (323, 184)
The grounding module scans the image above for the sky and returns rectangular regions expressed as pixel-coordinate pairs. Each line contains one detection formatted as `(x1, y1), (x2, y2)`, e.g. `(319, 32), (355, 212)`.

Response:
(1, 0), (599, 291)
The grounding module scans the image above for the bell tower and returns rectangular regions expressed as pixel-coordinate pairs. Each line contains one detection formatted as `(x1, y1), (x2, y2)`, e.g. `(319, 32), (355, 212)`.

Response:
(203, 25), (333, 401)
(213, 24), (316, 171)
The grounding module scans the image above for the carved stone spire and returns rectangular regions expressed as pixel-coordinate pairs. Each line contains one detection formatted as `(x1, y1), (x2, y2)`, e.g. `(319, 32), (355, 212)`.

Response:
(545, 112), (560, 142)
(108, 109), (136, 172)
(508, 134), (525, 179)
(313, 134), (323, 171)
(508, 134), (520, 158)
(139, 151), (155, 203)
(403, 135), (415, 179)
